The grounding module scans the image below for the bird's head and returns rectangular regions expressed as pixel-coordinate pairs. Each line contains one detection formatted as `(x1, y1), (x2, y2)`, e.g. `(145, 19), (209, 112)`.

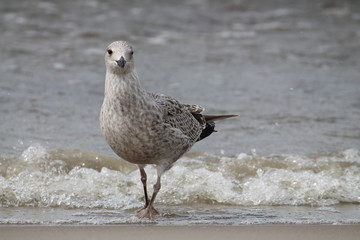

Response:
(105, 41), (135, 74)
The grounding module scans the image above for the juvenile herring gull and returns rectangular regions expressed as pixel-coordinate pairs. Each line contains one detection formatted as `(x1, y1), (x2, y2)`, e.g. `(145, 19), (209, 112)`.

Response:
(100, 41), (237, 219)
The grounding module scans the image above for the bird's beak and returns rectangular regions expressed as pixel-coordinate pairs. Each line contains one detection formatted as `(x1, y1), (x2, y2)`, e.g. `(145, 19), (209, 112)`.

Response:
(116, 56), (126, 68)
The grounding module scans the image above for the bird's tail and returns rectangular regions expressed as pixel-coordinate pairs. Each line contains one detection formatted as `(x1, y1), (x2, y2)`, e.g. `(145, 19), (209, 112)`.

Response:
(196, 114), (238, 142)
(204, 114), (239, 122)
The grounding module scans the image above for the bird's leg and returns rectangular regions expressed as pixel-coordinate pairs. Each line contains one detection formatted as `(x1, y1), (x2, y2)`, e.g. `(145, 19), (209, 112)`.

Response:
(136, 166), (150, 212)
(140, 167), (149, 208)
(137, 174), (161, 219)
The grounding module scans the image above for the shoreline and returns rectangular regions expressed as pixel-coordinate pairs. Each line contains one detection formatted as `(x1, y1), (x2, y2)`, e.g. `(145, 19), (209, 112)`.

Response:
(1, 224), (360, 240)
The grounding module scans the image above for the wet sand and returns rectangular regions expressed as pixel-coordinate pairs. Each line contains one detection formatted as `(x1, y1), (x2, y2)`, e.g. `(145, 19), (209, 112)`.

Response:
(1, 225), (360, 240)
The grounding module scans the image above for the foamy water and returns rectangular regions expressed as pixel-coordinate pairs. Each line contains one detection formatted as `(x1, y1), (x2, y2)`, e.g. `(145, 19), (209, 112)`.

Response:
(1, 145), (360, 224)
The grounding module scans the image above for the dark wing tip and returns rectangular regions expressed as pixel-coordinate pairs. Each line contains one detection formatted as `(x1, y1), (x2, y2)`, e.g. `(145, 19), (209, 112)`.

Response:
(197, 121), (216, 142)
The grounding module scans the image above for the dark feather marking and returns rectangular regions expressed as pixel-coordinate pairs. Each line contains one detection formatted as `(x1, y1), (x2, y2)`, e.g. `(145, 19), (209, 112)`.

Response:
(197, 121), (216, 142)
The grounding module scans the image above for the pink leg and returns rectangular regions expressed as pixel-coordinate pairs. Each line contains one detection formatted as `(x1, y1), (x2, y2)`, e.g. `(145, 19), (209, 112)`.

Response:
(139, 166), (149, 208)
(137, 175), (161, 219)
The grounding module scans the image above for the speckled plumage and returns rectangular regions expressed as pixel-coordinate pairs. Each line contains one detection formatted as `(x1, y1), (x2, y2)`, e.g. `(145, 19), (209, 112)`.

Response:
(99, 41), (237, 219)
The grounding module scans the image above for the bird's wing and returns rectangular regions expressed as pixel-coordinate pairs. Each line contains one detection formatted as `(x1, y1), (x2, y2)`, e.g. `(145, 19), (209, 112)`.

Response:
(149, 93), (204, 142)
(182, 103), (206, 125)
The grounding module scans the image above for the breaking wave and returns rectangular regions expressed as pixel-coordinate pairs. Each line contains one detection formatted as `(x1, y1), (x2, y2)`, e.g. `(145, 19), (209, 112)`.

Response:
(1, 144), (360, 209)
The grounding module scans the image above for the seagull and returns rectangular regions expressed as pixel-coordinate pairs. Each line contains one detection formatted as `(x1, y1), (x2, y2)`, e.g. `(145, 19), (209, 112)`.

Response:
(100, 41), (237, 219)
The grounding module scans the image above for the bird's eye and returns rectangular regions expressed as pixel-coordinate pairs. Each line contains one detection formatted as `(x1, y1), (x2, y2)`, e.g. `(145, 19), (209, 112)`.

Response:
(107, 49), (113, 55)
(130, 51), (134, 56)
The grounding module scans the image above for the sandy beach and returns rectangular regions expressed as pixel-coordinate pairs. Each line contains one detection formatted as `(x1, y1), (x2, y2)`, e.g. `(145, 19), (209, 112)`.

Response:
(1, 225), (360, 240)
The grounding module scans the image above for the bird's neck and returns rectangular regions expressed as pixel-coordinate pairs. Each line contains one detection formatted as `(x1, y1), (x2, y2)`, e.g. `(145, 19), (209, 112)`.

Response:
(103, 69), (155, 116)
(104, 69), (144, 100)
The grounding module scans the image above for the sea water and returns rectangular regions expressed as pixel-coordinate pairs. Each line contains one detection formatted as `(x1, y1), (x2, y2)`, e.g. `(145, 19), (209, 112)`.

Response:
(1, 0), (360, 225)
(1, 146), (360, 225)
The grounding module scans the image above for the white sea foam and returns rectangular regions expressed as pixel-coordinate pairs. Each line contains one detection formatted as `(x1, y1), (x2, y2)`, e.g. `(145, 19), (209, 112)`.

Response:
(1, 145), (360, 209)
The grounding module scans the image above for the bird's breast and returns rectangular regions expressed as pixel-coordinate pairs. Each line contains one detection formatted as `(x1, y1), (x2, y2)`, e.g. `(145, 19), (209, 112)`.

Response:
(100, 100), (165, 164)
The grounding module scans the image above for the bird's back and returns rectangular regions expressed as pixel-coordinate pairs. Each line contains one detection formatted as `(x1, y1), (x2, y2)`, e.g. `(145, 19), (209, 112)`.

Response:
(150, 93), (205, 143)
